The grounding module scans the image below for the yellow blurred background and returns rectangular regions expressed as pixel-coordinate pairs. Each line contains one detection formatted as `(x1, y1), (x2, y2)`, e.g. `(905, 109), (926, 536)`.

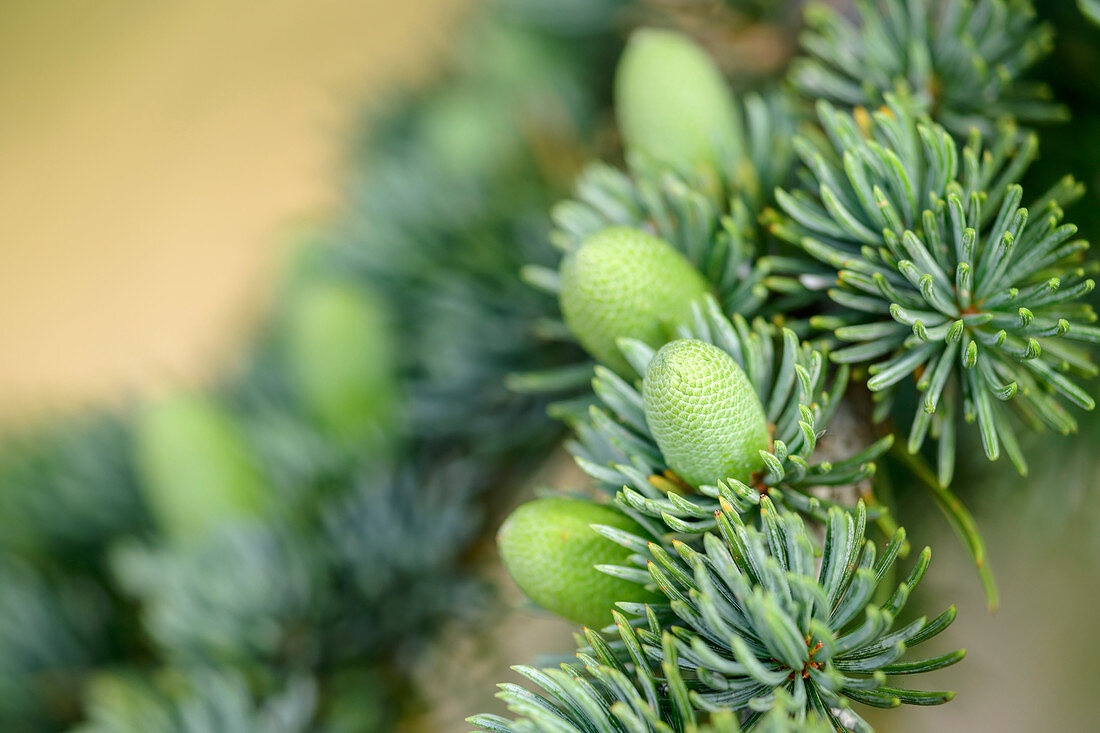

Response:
(0, 0), (464, 424)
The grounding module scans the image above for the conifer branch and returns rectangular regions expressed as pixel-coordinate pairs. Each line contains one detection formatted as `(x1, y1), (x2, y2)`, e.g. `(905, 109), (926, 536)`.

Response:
(791, 0), (1066, 135)
(772, 94), (1098, 484)
(563, 296), (890, 534)
(472, 498), (960, 731)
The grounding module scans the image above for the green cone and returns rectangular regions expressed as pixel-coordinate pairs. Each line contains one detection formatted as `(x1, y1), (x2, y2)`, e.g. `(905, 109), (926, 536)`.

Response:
(284, 280), (397, 445)
(135, 394), (270, 542)
(497, 497), (660, 628)
(643, 338), (769, 487)
(559, 226), (710, 375)
(614, 28), (739, 173)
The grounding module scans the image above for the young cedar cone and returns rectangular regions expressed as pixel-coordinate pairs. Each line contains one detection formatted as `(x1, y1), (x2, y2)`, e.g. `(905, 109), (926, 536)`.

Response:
(497, 497), (660, 628)
(559, 226), (710, 376)
(135, 394), (270, 542)
(614, 28), (739, 173)
(284, 280), (398, 445)
(643, 338), (769, 487)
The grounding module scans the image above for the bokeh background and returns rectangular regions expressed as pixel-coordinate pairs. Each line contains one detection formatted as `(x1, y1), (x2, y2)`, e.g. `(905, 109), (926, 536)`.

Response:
(0, 0), (461, 420)
(2, 1), (1098, 731)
